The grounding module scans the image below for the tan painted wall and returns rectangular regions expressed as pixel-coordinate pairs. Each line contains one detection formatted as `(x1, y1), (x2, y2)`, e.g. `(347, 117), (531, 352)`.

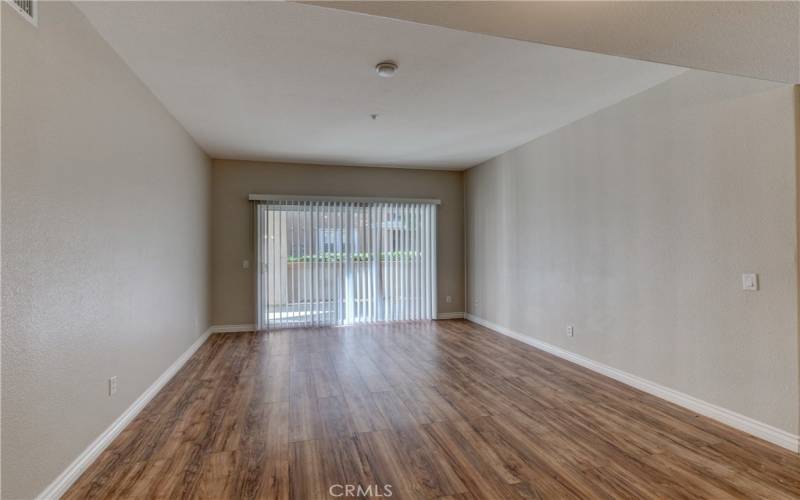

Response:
(211, 160), (464, 324)
(796, 85), (800, 439)
(465, 70), (800, 434)
(1, 2), (212, 498)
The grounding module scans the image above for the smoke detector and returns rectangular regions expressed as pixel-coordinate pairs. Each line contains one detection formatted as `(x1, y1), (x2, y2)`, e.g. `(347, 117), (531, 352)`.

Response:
(375, 61), (398, 78)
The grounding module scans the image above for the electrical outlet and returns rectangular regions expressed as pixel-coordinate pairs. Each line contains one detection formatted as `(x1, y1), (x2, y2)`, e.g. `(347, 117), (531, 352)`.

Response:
(446, 295), (453, 303)
(566, 325), (574, 337)
(242, 260), (250, 269)
(108, 376), (118, 396)
(742, 273), (758, 291)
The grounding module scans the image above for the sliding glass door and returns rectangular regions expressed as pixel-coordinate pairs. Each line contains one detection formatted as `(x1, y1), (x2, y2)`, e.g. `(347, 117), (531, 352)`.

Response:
(255, 198), (437, 330)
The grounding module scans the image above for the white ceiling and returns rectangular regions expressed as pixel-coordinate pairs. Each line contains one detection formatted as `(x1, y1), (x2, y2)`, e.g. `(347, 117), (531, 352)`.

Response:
(307, 1), (800, 84)
(76, 1), (683, 170)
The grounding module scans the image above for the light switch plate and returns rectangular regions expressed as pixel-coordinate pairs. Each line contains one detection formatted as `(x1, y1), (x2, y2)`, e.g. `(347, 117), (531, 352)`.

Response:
(742, 273), (758, 291)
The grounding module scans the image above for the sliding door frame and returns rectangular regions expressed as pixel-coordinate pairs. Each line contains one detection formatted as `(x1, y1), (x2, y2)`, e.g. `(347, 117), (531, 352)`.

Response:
(252, 194), (439, 330)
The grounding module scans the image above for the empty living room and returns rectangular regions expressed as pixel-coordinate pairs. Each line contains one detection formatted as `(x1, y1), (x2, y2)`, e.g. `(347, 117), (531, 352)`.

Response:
(3, 1), (800, 499)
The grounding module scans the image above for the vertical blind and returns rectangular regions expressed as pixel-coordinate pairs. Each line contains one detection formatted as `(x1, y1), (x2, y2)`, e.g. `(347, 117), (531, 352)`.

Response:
(255, 198), (437, 330)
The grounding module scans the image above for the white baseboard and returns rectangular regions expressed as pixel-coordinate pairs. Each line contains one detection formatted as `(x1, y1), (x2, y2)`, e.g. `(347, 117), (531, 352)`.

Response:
(211, 319), (467, 330)
(465, 314), (799, 453)
(37, 327), (213, 499)
(210, 324), (255, 333)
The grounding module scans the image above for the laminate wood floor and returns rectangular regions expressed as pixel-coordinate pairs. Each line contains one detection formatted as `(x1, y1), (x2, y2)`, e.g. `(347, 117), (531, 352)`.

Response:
(65, 320), (800, 499)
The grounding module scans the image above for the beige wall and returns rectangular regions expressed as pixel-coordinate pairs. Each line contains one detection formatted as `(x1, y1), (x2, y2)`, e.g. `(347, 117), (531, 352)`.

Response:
(466, 70), (799, 435)
(796, 85), (800, 438)
(211, 160), (464, 324)
(1, 3), (212, 498)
